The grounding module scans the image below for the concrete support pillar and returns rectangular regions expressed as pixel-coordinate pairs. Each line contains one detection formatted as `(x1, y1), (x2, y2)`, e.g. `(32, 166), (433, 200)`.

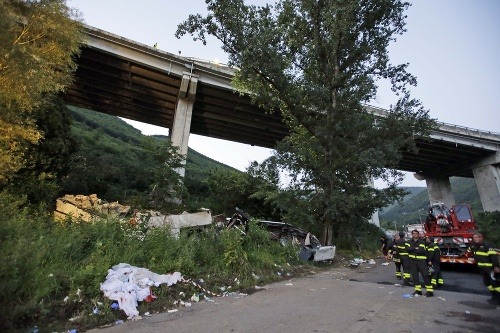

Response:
(472, 164), (500, 212)
(367, 177), (380, 227)
(425, 176), (455, 208)
(171, 72), (198, 177)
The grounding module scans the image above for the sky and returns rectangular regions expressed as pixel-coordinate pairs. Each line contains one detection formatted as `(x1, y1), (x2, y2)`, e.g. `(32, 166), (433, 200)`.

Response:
(67, 0), (500, 187)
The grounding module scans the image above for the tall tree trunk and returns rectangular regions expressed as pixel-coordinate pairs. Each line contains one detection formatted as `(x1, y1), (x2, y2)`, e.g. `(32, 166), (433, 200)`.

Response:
(321, 220), (333, 246)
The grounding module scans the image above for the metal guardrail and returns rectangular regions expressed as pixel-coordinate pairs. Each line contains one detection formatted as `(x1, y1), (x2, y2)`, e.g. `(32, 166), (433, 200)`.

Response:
(365, 104), (500, 144)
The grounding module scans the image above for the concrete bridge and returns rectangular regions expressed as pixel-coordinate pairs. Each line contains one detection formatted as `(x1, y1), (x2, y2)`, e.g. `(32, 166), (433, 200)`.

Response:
(63, 25), (500, 212)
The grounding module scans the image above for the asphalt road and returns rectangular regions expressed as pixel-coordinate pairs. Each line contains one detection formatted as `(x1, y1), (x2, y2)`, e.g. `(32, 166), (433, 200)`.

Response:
(347, 258), (489, 296)
(89, 258), (500, 333)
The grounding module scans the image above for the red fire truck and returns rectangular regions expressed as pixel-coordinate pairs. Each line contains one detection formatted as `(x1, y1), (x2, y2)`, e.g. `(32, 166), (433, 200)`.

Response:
(423, 202), (477, 265)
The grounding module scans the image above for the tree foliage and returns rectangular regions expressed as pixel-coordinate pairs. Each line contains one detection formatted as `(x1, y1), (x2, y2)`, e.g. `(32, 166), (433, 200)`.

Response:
(477, 211), (500, 247)
(177, 0), (435, 244)
(0, 0), (82, 186)
(6, 97), (78, 205)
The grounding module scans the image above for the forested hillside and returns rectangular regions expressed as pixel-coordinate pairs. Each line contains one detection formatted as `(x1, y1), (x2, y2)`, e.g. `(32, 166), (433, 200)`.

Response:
(63, 107), (236, 204)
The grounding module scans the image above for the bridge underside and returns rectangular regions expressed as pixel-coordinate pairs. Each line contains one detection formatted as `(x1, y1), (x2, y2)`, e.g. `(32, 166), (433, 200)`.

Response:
(65, 47), (287, 149)
(63, 46), (494, 179)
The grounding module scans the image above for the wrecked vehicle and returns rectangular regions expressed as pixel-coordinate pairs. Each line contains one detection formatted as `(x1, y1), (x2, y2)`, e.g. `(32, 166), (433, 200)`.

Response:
(226, 208), (335, 262)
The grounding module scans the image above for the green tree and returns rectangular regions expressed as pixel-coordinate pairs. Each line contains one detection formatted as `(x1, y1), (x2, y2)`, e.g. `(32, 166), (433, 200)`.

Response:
(6, 97), (78, 205)
(0, 0), (82, 186)
(146, 137), (189, 212)
(477, 211), (500, 246)
(177, 0), (435, 244)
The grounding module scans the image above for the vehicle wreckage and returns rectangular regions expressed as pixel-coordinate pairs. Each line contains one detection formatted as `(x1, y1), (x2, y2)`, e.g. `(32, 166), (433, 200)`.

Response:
(53, 195), (335, 262)
(225, 208), (336, 262)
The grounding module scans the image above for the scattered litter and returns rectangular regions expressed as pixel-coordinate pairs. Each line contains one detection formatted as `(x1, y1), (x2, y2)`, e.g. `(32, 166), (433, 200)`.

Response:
(285, 283), (293, 286)
(368, 259), (376, 264)
(381, 262), (390, 266)
(115, 320), (124, 325)
(389, 292), (394, 294)
(403, 294), (413, 299)
(465, 310), (471, 314)
(190, 294), (200, 302)
(68, 329), (77, 333)
(110, 302), (119, 310)
(92, 307), (100, 315)
(394, 283), (402, 287)
(167, 309), (178, 313)
(254, 286), (267, 290)
(437, 296), (446, 301)
(144, 311), (151, 317)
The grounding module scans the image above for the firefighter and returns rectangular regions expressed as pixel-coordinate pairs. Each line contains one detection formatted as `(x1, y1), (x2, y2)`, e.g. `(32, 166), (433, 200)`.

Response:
(407, 229), (434, 297)
(387, 233), (402, 280)
(426, 236), (444, 288)
(395, 231), (412, 285)
(468, 232), (500, 305)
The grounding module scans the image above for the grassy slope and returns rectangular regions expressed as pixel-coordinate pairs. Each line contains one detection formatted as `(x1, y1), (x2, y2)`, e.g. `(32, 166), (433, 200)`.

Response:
(70, 106), (234, 173)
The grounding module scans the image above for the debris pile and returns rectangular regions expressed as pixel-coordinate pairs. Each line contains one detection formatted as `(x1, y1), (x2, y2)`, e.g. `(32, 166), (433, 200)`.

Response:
(54, 194), (130, 222)
(53, 194), (213, 238)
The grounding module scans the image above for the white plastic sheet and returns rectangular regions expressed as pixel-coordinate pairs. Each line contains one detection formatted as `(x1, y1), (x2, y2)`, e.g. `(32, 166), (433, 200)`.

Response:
(100, 263), (182, 319)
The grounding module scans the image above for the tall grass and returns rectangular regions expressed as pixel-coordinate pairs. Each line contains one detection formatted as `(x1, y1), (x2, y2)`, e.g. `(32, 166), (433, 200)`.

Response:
(0, 202), (304, 332)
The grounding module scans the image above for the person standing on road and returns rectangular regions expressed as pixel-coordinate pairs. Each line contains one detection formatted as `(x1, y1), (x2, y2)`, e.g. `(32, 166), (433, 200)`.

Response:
(426, 236), (444, 288)
(388, 233), (403, 280)
(380, 236), (389, 261)
(395, 231), (412, 285)
(468, 232), (500, 305)
(407, 229), (434, 297)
